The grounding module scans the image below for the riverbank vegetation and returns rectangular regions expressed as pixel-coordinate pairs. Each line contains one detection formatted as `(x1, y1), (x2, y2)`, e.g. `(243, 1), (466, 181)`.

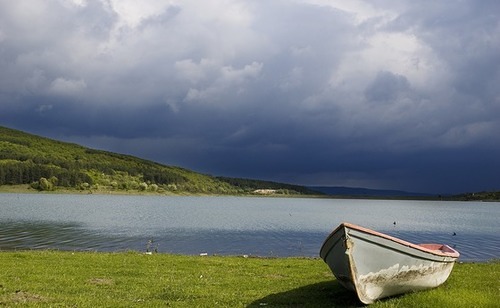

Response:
(0, 251), (497, 307)
(0, 126), (317, 196)
(445, 191), (500, 201)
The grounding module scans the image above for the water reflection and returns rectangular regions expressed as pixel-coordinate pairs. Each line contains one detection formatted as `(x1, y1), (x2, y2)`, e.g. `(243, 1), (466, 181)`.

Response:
(0, 194), (498, 261)
(1, 220), (498, 261)
(0, 220), (327, 256)
(1, 221), (117, 251)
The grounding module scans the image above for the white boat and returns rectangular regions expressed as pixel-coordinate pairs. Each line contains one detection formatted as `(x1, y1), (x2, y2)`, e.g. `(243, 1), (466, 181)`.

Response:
(320, 222), (459, 304)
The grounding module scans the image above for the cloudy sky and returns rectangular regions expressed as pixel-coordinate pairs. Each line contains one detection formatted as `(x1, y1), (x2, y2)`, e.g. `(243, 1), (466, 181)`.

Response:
(1, 0), (499, 194)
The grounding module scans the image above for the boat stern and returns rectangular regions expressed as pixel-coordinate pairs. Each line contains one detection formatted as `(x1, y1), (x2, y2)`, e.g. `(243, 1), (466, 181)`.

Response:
(320, 224), (359, 292)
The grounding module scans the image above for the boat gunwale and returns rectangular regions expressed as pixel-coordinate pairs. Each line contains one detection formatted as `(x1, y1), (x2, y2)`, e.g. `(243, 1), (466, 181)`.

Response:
(320, 222), (460, 259)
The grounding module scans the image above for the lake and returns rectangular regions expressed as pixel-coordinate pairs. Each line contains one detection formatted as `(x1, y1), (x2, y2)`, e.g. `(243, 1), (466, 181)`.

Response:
(0, 194), (498, 261)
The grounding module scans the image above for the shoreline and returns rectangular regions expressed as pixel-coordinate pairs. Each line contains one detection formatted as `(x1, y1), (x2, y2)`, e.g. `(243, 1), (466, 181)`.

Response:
(0, 248), (497, 263)
(0, 184), (324, 198)
(3, 184), (499, 201)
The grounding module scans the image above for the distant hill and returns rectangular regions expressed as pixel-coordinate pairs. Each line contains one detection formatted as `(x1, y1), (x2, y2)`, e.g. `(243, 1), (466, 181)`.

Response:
(309, 186), (434, 198)
(0, 126), (317, 196)
(310, 186), (500, 201)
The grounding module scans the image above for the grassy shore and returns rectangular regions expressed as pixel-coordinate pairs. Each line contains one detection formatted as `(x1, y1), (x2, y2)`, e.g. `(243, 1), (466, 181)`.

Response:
(0, 251), (498, 307)
(0, 185), (319, 198)
(0, 185), (191, 196)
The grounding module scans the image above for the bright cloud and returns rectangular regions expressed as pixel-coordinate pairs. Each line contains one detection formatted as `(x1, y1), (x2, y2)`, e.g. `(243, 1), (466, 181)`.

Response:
(49, 78), (87, 96)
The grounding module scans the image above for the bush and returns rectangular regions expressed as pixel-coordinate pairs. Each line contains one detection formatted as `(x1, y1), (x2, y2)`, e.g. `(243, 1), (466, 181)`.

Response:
(79, 182), (90, 190)
(38, 177), (54, 191)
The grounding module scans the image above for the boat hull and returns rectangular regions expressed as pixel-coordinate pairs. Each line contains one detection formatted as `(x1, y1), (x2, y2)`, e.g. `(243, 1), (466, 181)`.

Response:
(320, 223), (459, 304)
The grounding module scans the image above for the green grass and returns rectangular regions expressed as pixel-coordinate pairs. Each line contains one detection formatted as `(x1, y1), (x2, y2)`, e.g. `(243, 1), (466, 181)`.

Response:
(0, 251), (498, 307)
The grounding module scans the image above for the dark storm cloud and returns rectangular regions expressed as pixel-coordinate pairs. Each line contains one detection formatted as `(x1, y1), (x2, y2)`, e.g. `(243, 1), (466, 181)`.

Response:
(0, 0), (499, 194)
(364, 71), (410, 103)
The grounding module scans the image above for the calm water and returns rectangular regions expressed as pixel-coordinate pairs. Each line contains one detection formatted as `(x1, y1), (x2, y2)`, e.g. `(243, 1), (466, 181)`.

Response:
(0, 194), (498, 261)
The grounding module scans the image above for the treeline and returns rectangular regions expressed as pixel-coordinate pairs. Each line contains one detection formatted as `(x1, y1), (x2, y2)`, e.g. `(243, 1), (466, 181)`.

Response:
(0, 138), (187, 189)
(447, 191), (500, 201)
(0, 127), (189, 191)
(0, 160), (92, 187)
(0, 159), (187, 188)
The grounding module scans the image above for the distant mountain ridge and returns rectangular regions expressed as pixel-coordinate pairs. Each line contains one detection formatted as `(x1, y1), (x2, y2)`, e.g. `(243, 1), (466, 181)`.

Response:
(309, 186), (434, 198)
(310, 186), (500, 200)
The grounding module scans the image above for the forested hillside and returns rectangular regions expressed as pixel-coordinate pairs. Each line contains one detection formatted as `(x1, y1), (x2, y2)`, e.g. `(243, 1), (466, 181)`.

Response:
(0, 126), (316, 195)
